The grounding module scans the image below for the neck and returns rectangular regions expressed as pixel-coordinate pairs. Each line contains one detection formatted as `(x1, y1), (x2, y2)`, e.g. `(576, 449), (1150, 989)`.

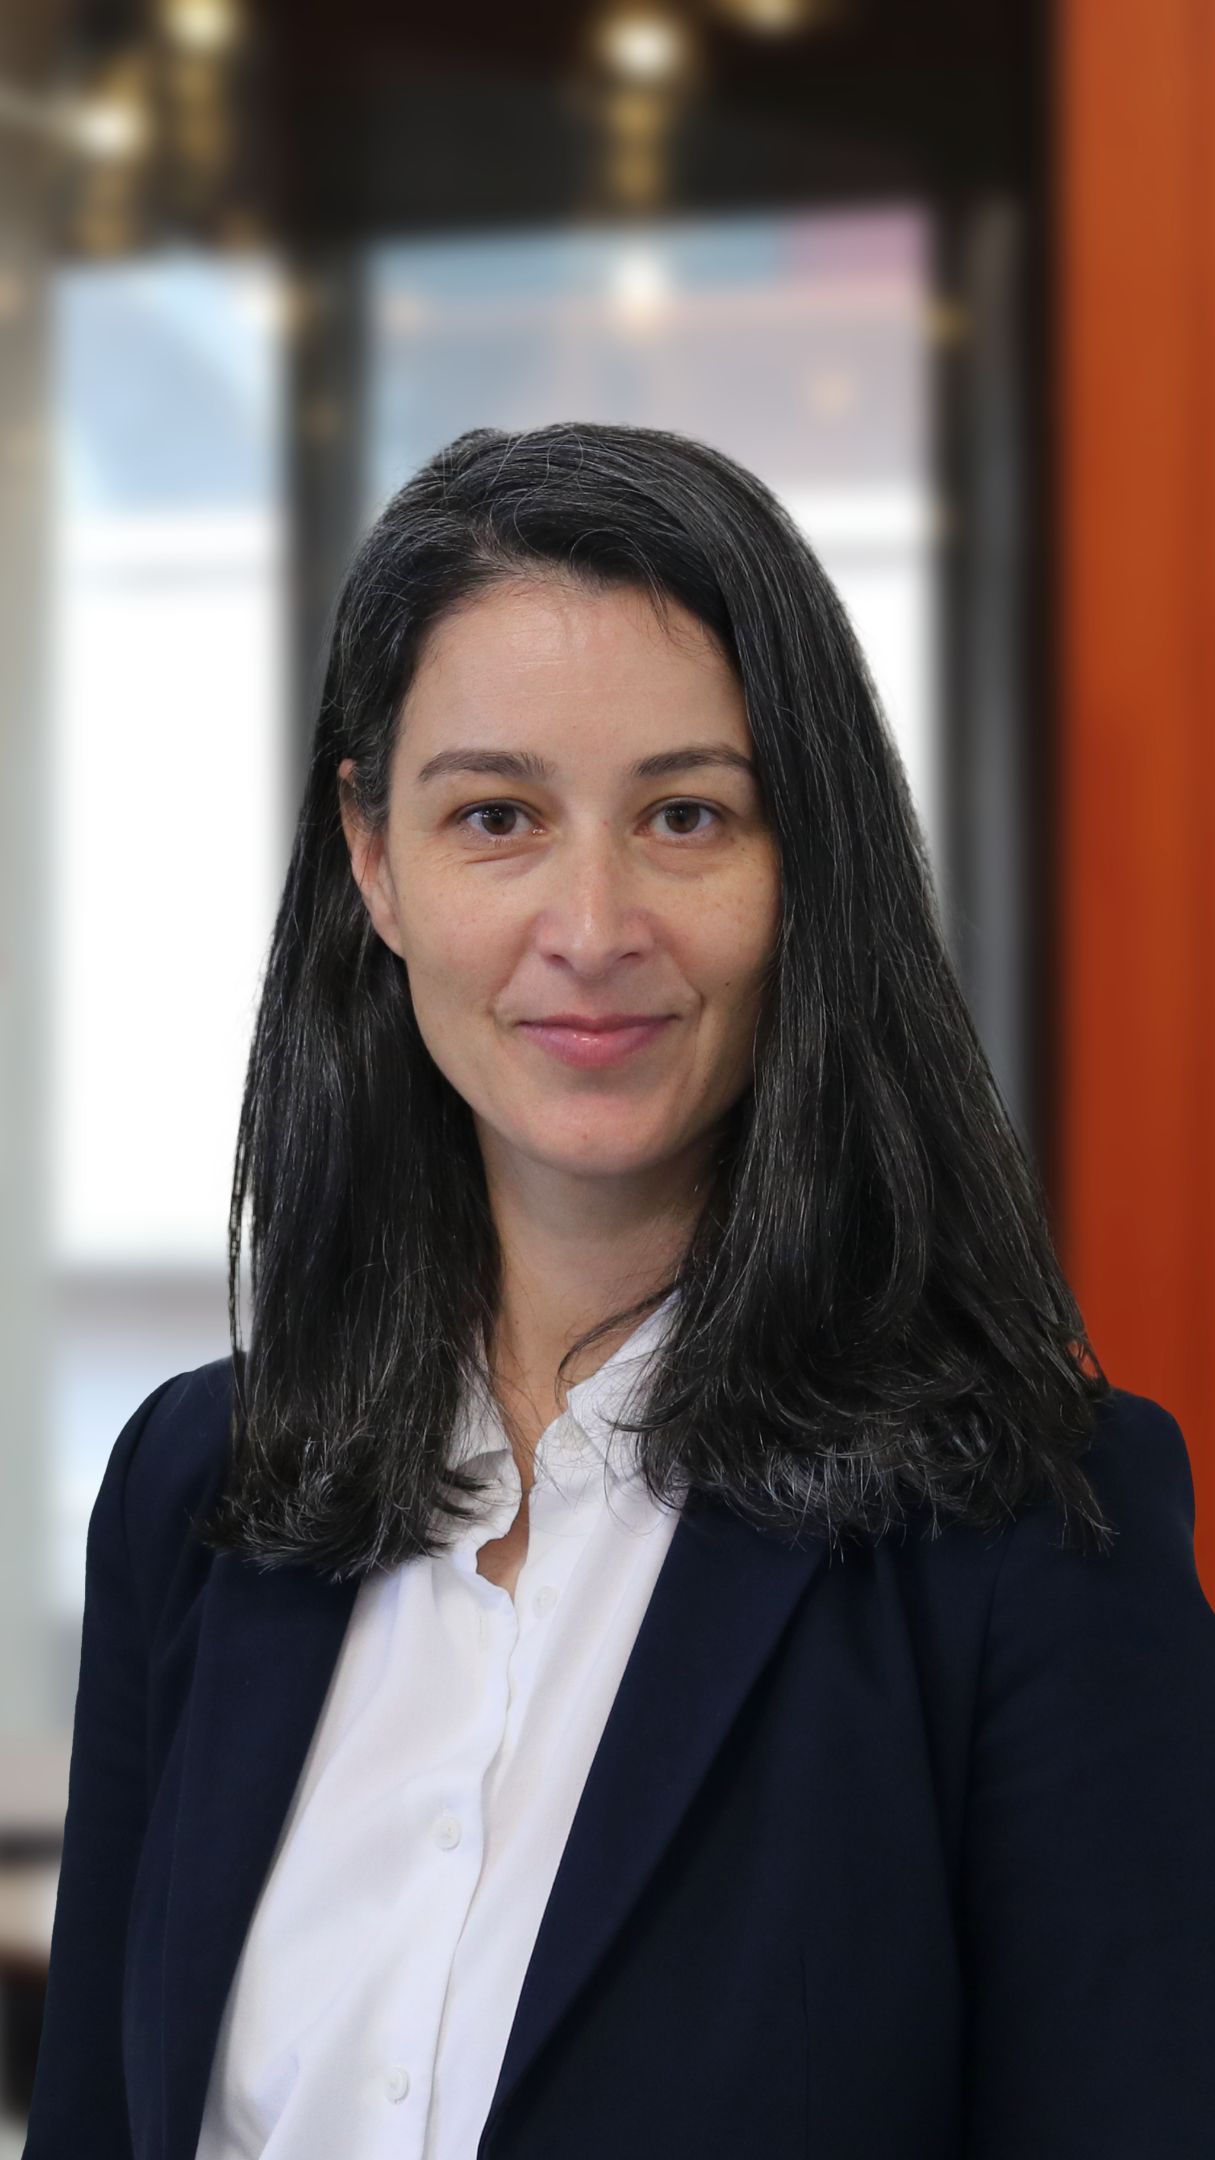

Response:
(473, 1120), (725, 1478)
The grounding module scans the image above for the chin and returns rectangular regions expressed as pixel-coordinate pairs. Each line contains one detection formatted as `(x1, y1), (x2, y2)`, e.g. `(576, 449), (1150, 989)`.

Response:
(521, 1128), (669, 1176)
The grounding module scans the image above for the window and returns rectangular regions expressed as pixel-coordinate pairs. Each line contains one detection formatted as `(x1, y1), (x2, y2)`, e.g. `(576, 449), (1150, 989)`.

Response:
(48, 253), (287, 1623)
(367, 206), (939, 859)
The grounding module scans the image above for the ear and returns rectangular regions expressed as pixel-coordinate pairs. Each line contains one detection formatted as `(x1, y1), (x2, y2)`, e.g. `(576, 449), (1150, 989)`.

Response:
(337, 757), (405, 958)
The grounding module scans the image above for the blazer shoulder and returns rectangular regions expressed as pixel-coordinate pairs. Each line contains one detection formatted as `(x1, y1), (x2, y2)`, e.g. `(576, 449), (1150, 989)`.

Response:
(986, 1382), (1208, 1641)
(1076, 1383), (1197, 1547)
(93, 1356), (237, 1642)
(966, 1381), (1215, 1850)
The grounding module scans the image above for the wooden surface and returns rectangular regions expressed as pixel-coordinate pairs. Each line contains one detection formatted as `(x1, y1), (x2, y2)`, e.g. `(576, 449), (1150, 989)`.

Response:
(0, 1860), (57, 1982)
(0, 1738), (69, 1852)
(0, 1740), (66, 1984)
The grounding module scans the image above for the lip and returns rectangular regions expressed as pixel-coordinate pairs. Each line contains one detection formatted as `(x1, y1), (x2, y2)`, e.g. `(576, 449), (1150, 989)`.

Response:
(517, 1017), (674, 1069)
(523, 1014), (671, 1030)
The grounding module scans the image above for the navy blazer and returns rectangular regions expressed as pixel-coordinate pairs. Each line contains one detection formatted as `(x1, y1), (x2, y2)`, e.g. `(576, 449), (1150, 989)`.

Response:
(22, 1365), (1215, 2159)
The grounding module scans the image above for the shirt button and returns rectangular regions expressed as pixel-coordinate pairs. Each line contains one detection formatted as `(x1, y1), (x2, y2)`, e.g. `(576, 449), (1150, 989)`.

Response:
(385, 2066), (411, 2102)
(433, 1812), (462, 1849)
(532, 1584), (558, 1615)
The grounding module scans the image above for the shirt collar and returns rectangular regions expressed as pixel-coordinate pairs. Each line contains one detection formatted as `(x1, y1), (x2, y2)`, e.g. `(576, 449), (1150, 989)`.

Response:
(447, 1288), (682, 1497)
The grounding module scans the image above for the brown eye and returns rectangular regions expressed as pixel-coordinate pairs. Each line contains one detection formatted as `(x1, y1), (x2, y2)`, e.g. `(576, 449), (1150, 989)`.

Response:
(454, 799), (724, 845)
(656, 801), (721, 839)
(458, 803), (525, 841)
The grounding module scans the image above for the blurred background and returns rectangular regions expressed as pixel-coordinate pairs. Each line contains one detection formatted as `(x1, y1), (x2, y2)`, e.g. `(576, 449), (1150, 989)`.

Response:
(1, 0), (1212, 2132)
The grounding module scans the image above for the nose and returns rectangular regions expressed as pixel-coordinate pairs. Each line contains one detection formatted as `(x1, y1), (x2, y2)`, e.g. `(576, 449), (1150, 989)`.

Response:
(529, 829), (657, 973)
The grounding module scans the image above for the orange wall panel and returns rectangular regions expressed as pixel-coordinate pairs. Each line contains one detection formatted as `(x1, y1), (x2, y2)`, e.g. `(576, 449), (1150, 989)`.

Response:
(1058, 0), (1215, 1597)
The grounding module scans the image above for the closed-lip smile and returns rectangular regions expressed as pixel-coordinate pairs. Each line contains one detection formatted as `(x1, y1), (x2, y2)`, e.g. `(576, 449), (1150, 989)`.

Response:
(520, 1013), (672, 1031)
(516, 1014), (676, 1068)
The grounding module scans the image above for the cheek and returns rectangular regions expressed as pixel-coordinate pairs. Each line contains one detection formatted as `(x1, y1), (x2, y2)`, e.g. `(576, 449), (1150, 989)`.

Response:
(699, 876), (780, 991)
(396, 869), (494, 982)
(397, 848), (781, 1004)
(745, 866), (783, 987)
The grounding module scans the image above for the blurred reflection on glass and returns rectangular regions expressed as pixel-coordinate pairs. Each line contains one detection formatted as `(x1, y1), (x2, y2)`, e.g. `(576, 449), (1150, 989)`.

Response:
(368, 207), (938, 852)
(47, 253), (286, 1655)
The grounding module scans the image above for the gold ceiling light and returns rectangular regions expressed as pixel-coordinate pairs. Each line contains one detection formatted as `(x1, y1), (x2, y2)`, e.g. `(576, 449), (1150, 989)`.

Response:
(160, 0), (243, 54)
(593, 9), (696, 84)
(69, 86), (150, 161)
(711, 0), (848, 30)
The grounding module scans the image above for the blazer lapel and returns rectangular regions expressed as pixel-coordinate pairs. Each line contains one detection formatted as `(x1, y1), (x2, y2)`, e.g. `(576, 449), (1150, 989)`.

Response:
(481, 1497), (829, 2147)
(159, 1499), (828, 2160)
(160, 1548), (358, 2158)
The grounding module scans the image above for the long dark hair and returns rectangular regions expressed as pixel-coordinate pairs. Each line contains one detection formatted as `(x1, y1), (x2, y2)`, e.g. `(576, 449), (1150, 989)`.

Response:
(200, 418), (1115, 1581)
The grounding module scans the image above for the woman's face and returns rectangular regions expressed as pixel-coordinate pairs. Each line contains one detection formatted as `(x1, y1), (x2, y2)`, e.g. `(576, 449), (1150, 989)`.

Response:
(339, 576), (781, 1203)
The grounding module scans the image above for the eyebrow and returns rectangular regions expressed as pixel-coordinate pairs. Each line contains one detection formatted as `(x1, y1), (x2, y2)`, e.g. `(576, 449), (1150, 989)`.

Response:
(413, 743), (759, 787)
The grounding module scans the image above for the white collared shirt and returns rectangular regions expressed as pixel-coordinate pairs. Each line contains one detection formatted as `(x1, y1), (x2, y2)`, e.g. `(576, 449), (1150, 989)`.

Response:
(195, 1290), (684, 2159)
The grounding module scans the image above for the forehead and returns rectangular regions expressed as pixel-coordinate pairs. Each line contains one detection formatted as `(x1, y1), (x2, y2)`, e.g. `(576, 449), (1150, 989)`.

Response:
(401, 576), (741, 721)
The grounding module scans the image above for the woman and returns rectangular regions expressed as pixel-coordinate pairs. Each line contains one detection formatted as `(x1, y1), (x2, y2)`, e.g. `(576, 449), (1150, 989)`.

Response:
(24, 421), (1215, 2159)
